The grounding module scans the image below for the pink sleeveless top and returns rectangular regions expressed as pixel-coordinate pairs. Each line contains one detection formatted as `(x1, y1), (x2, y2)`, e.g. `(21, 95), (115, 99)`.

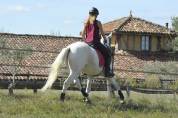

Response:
(85, 20), (100, 44)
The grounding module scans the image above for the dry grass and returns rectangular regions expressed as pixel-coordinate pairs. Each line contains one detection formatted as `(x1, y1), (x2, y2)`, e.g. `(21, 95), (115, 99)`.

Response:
(0, 90), (178, 118)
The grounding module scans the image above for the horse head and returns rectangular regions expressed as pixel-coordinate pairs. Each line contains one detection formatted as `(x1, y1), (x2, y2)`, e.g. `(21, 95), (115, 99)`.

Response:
(101, 32), (113, 47)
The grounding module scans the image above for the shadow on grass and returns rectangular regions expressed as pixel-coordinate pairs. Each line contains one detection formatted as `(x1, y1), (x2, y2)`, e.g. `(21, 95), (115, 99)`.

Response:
(0, 90), (177, 114)
(111, 99), (174, 113)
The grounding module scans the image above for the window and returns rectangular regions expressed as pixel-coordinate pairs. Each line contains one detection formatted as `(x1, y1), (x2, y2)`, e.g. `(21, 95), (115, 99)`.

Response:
(141, 36), (150, 51)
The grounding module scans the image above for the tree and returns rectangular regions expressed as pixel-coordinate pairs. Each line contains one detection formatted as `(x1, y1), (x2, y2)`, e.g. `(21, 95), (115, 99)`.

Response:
(172, 17), (178, 31)
(0, 38), (32, 95)
(172, 16), (178, 51)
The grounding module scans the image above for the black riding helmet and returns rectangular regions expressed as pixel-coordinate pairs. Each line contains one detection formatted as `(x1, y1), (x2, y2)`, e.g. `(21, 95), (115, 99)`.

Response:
(89, 7), (99, 16)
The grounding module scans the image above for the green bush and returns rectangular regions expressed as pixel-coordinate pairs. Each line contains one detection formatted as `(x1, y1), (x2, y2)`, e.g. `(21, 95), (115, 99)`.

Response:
(172, 16), (178, 51)
(144, 61), (178, 88)
(124, 77), (137, 88)
(143, 75), (161, 89)
(144, 61), (178, 79)
(170, 80), (178, 90)
(172, 38), (178, 51)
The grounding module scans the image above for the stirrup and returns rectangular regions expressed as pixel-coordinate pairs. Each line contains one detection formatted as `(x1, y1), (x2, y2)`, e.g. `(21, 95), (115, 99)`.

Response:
(105, 73), (115, 77)
(105, 71), (115, 77)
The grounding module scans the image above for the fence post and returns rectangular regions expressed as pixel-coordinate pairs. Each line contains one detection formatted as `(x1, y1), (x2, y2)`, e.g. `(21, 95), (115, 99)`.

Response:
(26, 71), (29, 91)
(33, 80), (37, 94)
(126, 85), (130, 98)
(8, 83), (14, 95)
(107, 80), (115, 98)
(8, 74), (16, 95)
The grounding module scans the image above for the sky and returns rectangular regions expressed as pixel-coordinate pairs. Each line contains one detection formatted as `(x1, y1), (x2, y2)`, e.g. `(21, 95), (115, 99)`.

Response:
(0, 0), (178, 36)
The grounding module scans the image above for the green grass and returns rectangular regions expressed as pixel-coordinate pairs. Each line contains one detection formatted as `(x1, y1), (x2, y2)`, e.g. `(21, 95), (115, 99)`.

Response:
(0, 90), (178, 118)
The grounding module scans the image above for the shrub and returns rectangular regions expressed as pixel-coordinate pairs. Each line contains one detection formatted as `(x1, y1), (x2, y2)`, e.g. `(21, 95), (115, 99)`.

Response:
(124, 77), (137, 88)
(144, 61), (178, 79)
(143, 75), (161, 89)
(170, 79), (178, 90)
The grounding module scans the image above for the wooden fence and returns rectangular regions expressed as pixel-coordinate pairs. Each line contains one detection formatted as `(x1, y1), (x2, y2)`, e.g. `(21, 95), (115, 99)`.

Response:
(0, 73), (107, 92)
(0, 72), (178, 95)
(1, 46), (178, 95)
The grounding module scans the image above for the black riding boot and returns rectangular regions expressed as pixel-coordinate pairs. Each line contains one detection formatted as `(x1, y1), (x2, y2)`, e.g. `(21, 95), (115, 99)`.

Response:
(104, 56), (114, 77)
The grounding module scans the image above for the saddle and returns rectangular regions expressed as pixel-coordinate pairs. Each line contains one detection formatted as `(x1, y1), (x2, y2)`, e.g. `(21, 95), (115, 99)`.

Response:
(96, 50), (105, 67)
(88, 44), (111, 67)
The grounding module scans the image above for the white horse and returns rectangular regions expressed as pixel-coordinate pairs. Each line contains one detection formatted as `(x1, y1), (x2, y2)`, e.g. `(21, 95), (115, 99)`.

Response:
(41, 33), (124, 103)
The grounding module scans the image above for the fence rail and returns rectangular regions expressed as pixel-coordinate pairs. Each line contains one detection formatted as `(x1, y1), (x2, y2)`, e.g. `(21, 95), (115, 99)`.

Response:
(1, 47), (178, 94)
(0, 72), (177, 95)
(0, 73), (107, 91)
(115, 68), (178, 76)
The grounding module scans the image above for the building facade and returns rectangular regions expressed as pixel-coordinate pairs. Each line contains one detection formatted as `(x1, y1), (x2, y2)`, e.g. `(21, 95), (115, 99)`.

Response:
(103, 14), (177, 79)
(103, 15), (177, 52)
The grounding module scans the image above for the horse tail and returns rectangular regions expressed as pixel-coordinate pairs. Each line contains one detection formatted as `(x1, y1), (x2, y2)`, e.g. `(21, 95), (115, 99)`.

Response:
(41, 47), (70, 91)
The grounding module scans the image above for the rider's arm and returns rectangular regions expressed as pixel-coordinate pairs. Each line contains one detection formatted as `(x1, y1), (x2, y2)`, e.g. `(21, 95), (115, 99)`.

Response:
(81, 22), (87, 40)
(97, 21), (107, 40)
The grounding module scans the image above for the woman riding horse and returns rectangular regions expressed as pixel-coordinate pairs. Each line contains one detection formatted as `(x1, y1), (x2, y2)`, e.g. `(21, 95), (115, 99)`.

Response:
(82, 7), (114, 77)
(41, 7), (124, 103)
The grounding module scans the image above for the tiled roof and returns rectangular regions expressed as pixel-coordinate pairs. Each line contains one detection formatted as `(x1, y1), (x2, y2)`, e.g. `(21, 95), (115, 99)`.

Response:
(103, 17), (129, 33)
(103, 16), (176, 35)
(0, 33), (177, 80)
(0, 33), (81, 80)
(114, 53), (145, 79)
(114, 51), (178, 79)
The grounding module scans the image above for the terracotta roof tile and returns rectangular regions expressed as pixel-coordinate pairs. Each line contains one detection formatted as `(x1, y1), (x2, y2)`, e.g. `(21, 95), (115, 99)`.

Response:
(103, 16), (176, 35)
(0, 32), (177, 80)
(103, 17), (128, 33)
(0, 33), (80, 80)
(114, 51), (178, 79)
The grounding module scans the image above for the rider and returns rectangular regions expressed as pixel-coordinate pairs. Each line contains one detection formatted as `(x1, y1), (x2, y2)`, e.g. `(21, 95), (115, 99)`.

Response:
(82, 7), (114, 77)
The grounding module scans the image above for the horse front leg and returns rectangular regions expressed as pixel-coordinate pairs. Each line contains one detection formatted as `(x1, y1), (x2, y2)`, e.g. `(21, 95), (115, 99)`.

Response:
(107, 79), (115, 98)
(107, 77), (124, 103)
(73, 76), (89, 99)
(72, 74), (91, 103)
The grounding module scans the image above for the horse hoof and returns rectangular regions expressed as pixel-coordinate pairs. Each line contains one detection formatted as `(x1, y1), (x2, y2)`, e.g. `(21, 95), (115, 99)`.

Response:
(60, 93), (65, 102)
(60, 99), (64, 102)
(120, 100), (124, 104)
(83, 97), (91, 104)
(82, 97), (86, 102)
(86, 100), (91, 105)
(86, 99), (91, 104)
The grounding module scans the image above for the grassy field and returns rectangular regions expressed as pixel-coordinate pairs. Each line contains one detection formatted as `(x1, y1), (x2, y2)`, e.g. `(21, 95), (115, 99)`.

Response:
(0, 90), (178, 118)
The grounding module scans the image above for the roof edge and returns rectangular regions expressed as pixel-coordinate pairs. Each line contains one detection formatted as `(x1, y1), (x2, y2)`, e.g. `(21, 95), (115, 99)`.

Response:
(132, 16), (173, 31)
(0, 32), (82, 39)
(116, 30), (177, 36)
(103, 17), (128, 25)
(103, 15), (175, 34)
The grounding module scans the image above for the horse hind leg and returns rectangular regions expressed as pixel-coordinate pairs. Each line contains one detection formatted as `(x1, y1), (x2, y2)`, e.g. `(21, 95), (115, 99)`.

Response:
(60, 71), (89, 102)
(60, 72), (79, 102)
(86, 76), (92, 94)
